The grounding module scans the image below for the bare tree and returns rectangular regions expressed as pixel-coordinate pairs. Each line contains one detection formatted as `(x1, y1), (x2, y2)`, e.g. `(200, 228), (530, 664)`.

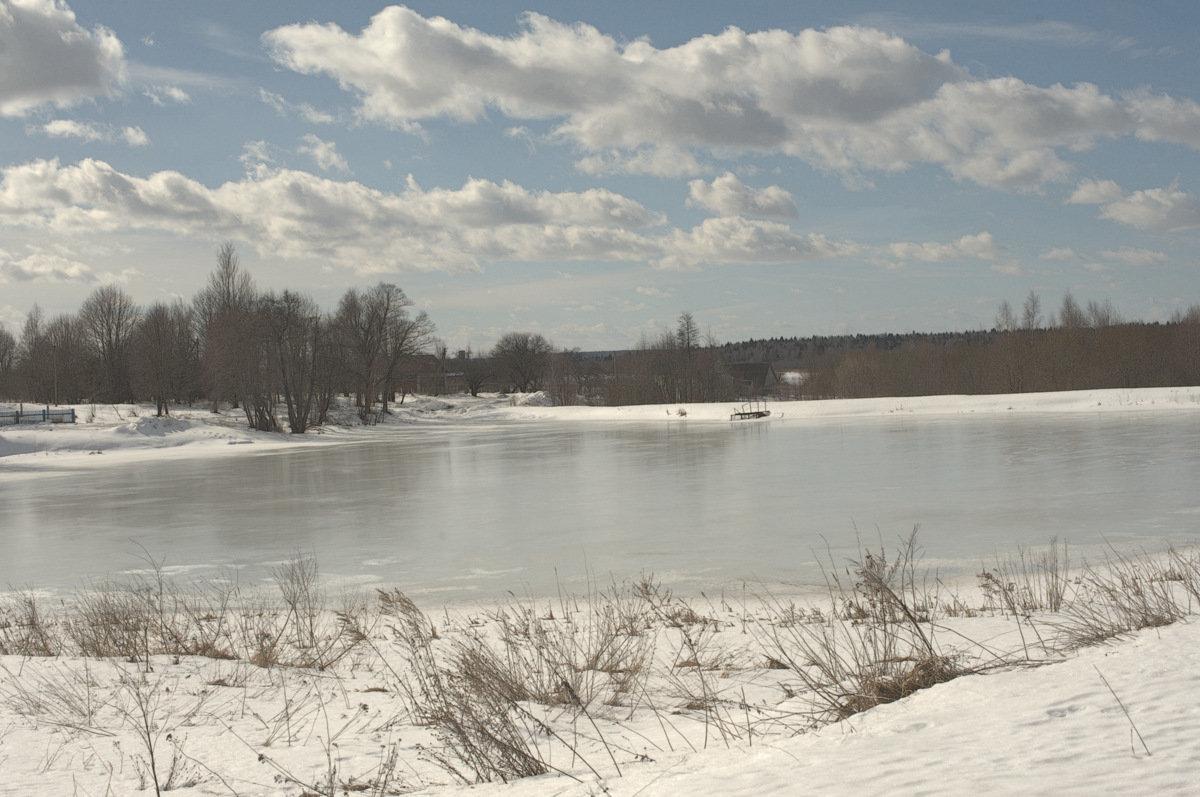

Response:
(336, 283), (433, 420)
(1057, 292), (1088, 329)
(0, 326), (14, 398)
(80, 284), (140, 402)
(457, 348), (491, 397)
(1021, 291), (1043, 330)
(491, 332), (552, 392)
(194, 243), (258, 411)
(131, 302), (199, 416)
(994, 300), (1018, 332)
(43, 314), (90, 404)
(260, 291), (328, 433)
(1086, 299), (1121, 328)
(546, 348), (583, 405)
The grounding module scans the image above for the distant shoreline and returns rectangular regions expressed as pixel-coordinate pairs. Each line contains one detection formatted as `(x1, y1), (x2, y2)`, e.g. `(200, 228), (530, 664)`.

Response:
(3, 386), (1199, 478)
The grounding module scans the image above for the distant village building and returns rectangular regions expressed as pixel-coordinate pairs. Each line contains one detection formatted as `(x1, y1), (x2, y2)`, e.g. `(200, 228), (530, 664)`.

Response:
(725, 362), (780, 397)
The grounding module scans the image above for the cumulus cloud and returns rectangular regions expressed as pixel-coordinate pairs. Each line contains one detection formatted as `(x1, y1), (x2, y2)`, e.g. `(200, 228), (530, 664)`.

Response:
(0, 248), (96, 283)
(0, 158), (863, 274)
(40, 118), (105, 142)
(1072, 178), (1200, 232)
(1040, 247), (1083, 260)
(0, 0), (126, 117)
(143, 84), (190, 106)
(263, 9), (1200, 191)
(657, 217), (855, 270)
(687, 173), (797, 218)
(1099, 185), (1200, 232)
(888, 231), (1000, 262)
(121, 126), (148, 147)
(1068, 178), (1123, 204)
(298, 134), (350, 173)
(576, 147), (708, 178)
(33, 118), (149, 147)
(1124, 90), (1200, 149)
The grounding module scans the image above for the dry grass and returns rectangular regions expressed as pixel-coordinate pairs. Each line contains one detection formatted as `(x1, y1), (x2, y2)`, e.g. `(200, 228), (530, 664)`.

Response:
(1053, 546), (1199, 648)
(375, 588), (553, 784)
(0, 591), (59, 656)
(3, 540), (1198, 791)
(757, 530), (971, 723)
(978, 538), (1070, 615)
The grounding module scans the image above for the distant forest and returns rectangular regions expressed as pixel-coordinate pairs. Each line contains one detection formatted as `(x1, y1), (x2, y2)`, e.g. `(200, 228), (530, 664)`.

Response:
(1, 245), (1197, 430)
(720, 291), (1200, 398)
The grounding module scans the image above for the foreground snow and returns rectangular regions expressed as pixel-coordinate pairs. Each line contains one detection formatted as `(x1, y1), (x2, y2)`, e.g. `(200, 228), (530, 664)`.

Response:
(3, 386), (1198, 477)
(458, 621), (1200, 797)
(0, 585), (1195, 796)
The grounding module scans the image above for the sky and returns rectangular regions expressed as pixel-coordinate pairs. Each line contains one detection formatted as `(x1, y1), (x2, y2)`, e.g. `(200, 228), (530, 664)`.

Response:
(0, 0), (1198, 352)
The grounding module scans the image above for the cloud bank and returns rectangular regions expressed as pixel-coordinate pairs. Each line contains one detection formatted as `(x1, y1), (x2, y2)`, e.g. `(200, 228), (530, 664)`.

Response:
(263, 7), (1200, 190)
(0, 157), (858, 275)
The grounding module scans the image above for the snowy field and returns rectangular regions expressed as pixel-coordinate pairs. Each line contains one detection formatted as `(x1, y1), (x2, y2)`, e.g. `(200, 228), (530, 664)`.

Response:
(0, 387), (1199, 795)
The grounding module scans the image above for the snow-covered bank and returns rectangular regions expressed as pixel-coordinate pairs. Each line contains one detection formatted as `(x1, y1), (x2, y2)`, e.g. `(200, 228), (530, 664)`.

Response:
(3, 386), (1198, 476)
(454, 621), (1200, 797)
(1, 553), (1198, 797)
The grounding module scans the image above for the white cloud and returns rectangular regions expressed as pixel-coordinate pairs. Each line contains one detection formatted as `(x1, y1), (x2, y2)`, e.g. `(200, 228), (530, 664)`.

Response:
(1040, 247), (1083, 260)
(658, 217), (855, 270)
(888, 231), (1000, 262)
(260, 88), (336, 124)
(575, 147), (708, 178)
(298, 134), (350, 173)
(0, 248), (96, 283)
(121, 126), (148, 147)
(1068, 178), (1123, 204)
(1098, 184), (1200, 232)
(1097, 246), (1168, 266)
(143, 84), (190, 106)
(0, 158), (863, 274)
(0, 0), (126, 117)
(687, 173), (797, 219)
(263, 9), (1200, 190)
(1072, 179), (1200, 232)
(40, 118), (105, 142)
(33, 118), (149, 147)
(1124, 89), (1200, 149)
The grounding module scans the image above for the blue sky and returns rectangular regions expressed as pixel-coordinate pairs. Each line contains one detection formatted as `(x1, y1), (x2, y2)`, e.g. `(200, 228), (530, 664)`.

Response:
(1, 1), (1198, 351)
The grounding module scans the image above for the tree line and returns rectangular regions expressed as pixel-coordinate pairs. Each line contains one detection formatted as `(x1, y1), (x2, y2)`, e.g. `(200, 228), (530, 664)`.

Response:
(0, 244), (435, 432)
(724, 292), (1200, 399)
(0, 245), (740, 424)
(5, 270), (1194, 421)
(442, 313), (741, 406)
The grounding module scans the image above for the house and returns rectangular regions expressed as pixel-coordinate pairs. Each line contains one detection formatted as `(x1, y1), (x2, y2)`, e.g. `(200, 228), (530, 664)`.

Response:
(725, 362), (780, 397)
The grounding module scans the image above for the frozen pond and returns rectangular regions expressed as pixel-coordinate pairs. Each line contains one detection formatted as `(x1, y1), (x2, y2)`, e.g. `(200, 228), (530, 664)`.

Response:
(2, 413), (1199, 600)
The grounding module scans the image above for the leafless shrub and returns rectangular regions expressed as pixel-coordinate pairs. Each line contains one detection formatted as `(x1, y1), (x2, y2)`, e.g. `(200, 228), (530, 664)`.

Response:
(376, 589), (551, 784)
(0, 591), (60, 656)
(757, 530), (967, 723)
(978, 538), (1070, 615)
(635, 575), (742, 746)
(1054, 546), (1192, 648)
(472, 585), (655, 711)
(67, 583), (154, 663)
(1164, 546), (1200, 608)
